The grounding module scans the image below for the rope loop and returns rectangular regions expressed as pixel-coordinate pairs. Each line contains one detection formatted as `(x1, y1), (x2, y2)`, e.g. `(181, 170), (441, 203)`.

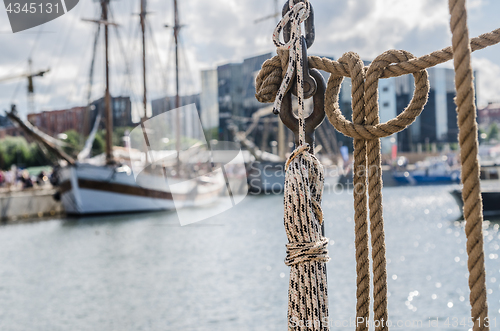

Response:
(285, 237), (330, 266)
(273, 0), (310, 50)
(325, 49), (430, 140)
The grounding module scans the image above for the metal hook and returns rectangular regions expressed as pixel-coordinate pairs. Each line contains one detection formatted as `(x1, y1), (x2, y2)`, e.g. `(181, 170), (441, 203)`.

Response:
(278, 68), (326, 154)
(290, 36), (317, 99)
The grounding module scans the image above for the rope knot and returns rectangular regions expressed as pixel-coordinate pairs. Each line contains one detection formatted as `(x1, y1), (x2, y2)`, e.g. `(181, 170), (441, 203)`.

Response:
(285, 237), (330, 266)
(325, 49), (430, 140)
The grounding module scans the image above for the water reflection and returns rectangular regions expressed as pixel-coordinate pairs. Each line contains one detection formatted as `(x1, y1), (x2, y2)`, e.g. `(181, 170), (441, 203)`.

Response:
(0, 185), (499, 330)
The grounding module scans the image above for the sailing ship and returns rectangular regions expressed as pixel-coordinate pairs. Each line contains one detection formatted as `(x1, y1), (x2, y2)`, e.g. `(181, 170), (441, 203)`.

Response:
(57, 0), (225, 215)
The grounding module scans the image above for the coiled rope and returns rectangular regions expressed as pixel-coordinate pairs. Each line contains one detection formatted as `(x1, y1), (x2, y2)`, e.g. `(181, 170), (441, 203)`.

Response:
(256, 1), (498, 330)
(274, 1), (330, 330)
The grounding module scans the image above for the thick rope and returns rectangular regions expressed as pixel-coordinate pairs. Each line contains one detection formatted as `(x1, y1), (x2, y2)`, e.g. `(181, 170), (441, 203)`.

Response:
(448, 1), (489, 330)
(336, 52), (370, 331)
(323, 50), (430, 141)
(274, 1), (330, 330)
(325, 50), (421, 331)
(256, 28), (500, 105)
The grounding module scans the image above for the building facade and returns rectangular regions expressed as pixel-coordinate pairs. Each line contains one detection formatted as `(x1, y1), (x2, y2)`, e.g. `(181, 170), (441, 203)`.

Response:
(478, 102), (500, 127)
(0, 114), (11, 128)
(27, 106), (88, 137)
(216, 53), (273, 141)
(151, 94), (200, 118)
(91, 96), (133, 128)
(24, 95), (133, 138)
(200, 69), (219, 140)
(336, 67), (478, 153)
(199, 53), (478, 155)
(150, 94), (203, 143)
(392, 67), (477, 152)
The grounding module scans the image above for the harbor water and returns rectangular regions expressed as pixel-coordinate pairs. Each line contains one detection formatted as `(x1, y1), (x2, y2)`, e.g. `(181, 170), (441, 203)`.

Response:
(0, 185), (499, 330)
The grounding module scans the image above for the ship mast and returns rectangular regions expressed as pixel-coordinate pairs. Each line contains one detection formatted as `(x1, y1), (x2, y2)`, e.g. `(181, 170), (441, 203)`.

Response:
(102, 0), (113, 165)
(82, 0), (114, 164)
(82, 0), (118, 164)
(27, 58), (35, 114)
(173, 0), (181, 174)
(164, 0), (183, 174)
(140, 0), (148, 121)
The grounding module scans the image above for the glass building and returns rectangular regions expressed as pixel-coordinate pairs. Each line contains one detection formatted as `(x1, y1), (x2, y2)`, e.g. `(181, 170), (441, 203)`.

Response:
(394, 67), (477, 152)
(199, 53), (478, 155)
(150, 94), (203, 143)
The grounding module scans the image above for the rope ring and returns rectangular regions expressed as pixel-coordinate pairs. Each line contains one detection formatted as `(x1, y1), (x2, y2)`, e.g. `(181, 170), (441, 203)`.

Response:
(324, 49), (430, 140)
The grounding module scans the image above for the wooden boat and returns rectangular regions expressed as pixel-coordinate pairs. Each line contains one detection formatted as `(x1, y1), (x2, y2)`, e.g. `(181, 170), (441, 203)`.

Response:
(57, 0), (227, 216)
(58, 162), (225, 215)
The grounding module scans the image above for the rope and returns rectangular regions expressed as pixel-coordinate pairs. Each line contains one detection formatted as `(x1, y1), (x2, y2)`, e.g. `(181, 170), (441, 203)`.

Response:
(284, 147), (329, 330)
(448, 1), (489, 330)
(274, 1), (330, 329)
(341, 52), (370, 331)
(255, 28), (500, 104)
(281, 50), (428, 331)
(255, 3), (497, 330)
(326, 50), (426, 331)
(272, 0), (310, 145)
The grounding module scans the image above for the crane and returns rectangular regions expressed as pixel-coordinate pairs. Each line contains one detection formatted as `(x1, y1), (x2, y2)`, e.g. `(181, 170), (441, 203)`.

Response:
(0, 59), (50, 114)
(254, 0), (280, 24)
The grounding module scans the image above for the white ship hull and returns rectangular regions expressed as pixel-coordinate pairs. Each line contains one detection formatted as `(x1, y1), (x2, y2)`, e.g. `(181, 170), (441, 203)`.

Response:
(58, 164), (225, 215)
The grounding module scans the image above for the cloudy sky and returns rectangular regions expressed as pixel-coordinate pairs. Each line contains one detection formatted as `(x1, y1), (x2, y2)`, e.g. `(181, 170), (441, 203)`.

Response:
(0, 0), (499, 121)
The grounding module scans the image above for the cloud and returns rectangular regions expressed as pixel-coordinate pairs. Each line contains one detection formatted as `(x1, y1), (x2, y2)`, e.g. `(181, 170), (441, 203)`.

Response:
(0, 0), (499, 118)
(473, 57), (500, 107)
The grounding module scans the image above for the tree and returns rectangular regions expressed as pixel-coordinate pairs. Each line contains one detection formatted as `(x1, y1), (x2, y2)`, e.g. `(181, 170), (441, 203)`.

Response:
(62, 130), (83, 158)
(487, 122), (499, 142)
(0, 136), (49, 170)
(92, 132), (105, 156)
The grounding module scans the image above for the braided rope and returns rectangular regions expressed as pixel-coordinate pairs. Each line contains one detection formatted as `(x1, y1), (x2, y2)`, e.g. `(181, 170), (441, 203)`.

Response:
(274, 1), (330, 330)
(448, 1), (489, 330)
(272, 0), (310, 145)
(284, 147), (329, 330)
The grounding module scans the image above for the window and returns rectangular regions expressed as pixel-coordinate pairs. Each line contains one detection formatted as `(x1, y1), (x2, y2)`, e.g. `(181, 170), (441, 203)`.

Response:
(382, 86), (389, 92)
(383, 102), (390, 107)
